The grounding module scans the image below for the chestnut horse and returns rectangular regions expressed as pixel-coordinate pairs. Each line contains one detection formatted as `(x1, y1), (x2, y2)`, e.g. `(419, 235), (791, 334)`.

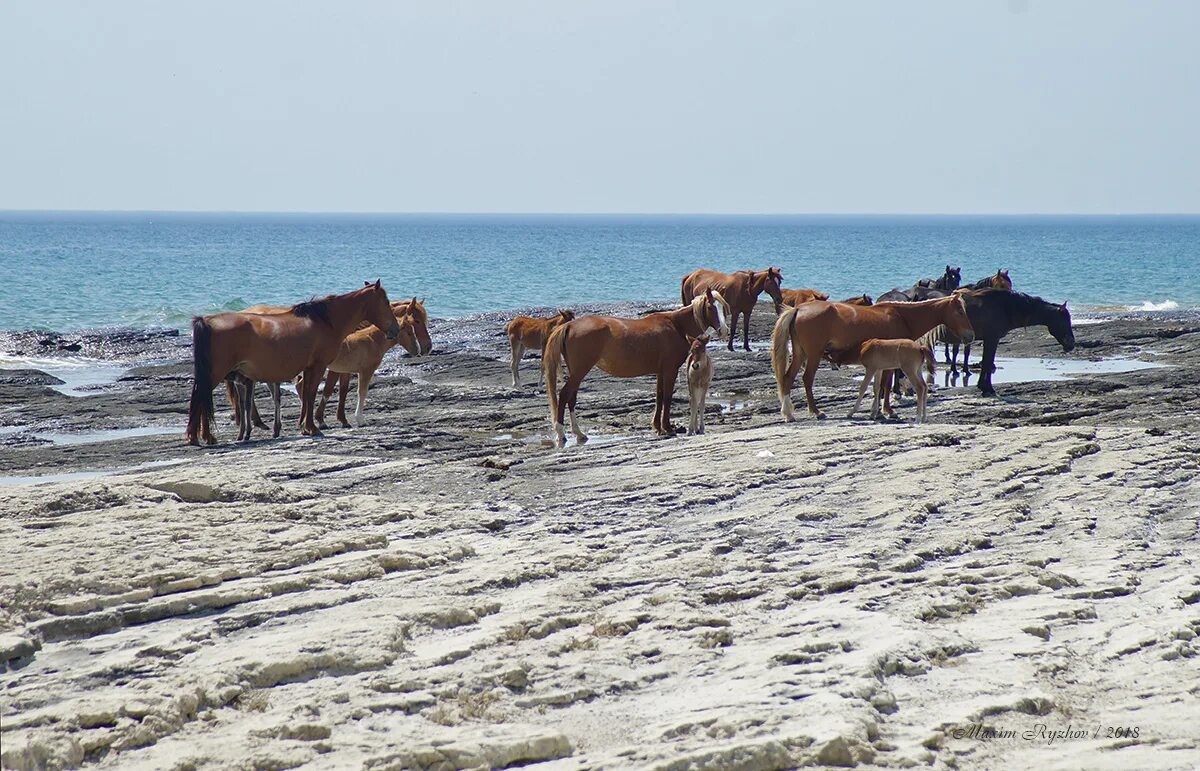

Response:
(543, 290), (730, 447)
(780, 288), (828, 307)
(185, 281), (400, 445)
(681, 268), (783, 351)
(230, 297), (429, 430)
(506, 309), (576, 387)
(770, 295), (974, 421)
(313, 306), (421, 428)
(685, 334), (714, 435)
(965, 269), (1012, 291)
(848, 339), (937, 424)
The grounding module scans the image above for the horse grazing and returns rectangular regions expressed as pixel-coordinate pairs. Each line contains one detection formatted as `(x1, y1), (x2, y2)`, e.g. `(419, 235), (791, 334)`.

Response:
(848, 339), (936, 423)
(185, 281), (401, 445)
(543, 290), (730, 447)
(312, 307), (420, 429)
(780, 288), (828, 307)
(770, 295), (974, 421)
(920, 289), (1074, 396)
(840, 294), (874, 306)
(685, 335), (714, 435)
(506, 310), (576, 387)
(966, 269), (1012, 291)
(681, 268), (783, 351)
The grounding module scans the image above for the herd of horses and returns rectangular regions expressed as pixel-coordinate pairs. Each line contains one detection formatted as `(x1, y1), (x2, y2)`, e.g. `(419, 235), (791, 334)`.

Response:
(184, 266), (1075, 448)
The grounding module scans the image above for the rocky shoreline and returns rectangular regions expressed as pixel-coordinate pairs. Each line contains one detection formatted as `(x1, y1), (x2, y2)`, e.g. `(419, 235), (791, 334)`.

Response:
(1, 306), (1199, 769)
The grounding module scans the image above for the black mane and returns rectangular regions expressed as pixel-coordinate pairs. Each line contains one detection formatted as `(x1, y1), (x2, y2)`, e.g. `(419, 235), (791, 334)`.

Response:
(291, 296), (333, 325)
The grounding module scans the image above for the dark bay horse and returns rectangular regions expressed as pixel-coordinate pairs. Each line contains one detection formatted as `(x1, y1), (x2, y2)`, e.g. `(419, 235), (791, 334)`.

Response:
(940, 273), (1013, 373)
(881, 265), (962, 303)
(919, 289), (1074, 396)
(916, 265), (962, 291)
(543, 289), (730, 447)
(840, 294), (874, 306)
(771, 295), (974, 420)
(186, 281), (400, 445)
(681, 268), (783, 351)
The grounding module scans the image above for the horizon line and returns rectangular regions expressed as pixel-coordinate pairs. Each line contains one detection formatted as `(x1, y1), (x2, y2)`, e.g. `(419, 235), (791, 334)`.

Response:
(2, 208), (1200, 218)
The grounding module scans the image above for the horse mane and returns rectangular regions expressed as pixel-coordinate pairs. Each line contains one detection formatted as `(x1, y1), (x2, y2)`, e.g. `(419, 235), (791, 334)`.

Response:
(290, 296), (334, 325)
(917, 324), (947, 347)
(690, 290), (729, 331)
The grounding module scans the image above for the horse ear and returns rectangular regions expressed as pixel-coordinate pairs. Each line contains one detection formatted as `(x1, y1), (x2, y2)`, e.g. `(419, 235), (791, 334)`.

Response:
(410, 296), (417, 305)
(364, 281), (371, 287)
(705, 287), (714, 300)
(374, 279), (381, 288)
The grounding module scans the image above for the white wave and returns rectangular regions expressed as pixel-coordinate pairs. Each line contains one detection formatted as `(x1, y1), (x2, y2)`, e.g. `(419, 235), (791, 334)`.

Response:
(1130, 300), (1179, 312)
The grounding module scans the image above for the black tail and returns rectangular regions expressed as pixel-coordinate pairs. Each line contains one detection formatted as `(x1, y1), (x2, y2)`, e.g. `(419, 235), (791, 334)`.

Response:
(186, 317), (215, 444)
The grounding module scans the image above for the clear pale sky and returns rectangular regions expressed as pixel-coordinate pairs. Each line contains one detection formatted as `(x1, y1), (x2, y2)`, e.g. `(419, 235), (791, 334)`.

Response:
(2, 1), (1197, 213)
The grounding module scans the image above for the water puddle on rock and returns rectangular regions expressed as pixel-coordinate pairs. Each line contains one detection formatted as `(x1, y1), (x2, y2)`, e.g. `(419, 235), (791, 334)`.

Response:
(0, 459), (188, 486)
(0, 354), (127, 397)
(990, 356), (1165, 384)
(0, 425), (176, 446)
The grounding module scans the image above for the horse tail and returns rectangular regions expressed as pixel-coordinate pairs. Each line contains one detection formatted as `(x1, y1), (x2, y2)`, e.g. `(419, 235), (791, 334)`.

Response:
(544, 323), (569, 421)
(186, 316), (215, 443)
(770, 305), (799, 391)
(917, 324), (946, 348)
(922, 344), (937, 382)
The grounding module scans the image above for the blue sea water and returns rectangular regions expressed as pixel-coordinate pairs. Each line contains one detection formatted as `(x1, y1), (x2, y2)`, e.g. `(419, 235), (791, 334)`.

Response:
(1, 212), (1197, 332)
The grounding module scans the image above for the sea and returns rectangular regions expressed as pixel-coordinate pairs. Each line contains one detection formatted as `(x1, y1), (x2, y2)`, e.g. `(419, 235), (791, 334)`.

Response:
(1, 212), (1197, 333)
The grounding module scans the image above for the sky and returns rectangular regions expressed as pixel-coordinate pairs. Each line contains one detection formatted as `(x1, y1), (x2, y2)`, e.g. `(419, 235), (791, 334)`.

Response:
(1, 1), (1197, 214)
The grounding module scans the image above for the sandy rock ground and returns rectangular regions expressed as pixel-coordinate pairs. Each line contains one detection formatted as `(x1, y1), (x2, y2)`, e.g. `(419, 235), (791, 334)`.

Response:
(1, 306), (1198, 770)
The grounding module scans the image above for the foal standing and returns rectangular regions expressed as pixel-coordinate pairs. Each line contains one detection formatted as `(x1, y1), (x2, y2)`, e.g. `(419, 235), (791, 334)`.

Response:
(685, 335), (713, 435)
(848, 339), (936, 423)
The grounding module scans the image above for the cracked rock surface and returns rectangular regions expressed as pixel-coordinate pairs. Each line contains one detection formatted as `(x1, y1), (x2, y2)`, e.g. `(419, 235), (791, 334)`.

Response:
(1, 310), (1198, 770)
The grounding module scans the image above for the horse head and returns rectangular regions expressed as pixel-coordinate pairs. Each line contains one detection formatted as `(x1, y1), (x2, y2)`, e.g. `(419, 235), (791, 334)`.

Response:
(1048, 301), (1075, 352)
(363, 280), (401, 340)
(762, 267), (785, 312)
(942, 265), (962, 290)
(698, 288), (731, 340)
(391, 307), (420, 356)
(943, 294), (975, 344)
(558, 309), (577, 324)
(994, 269), (1012, 290)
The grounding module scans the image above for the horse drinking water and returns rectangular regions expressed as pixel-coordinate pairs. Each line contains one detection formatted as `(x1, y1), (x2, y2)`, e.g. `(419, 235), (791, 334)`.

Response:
(543, 290), (730, 447)
(185, 281), (401, 445)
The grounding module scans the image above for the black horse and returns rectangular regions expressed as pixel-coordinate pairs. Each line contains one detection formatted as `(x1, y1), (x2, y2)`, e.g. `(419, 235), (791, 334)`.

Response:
(921, 289), (1074, 396)
(915, 265), (962, 292)
(879, 265), (962, 304)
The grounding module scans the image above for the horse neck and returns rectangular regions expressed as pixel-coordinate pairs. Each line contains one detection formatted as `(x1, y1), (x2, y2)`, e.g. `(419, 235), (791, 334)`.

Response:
(325, 289), (375, 336)
(671, 305), (706, 338)
(902, 299), (954, 335)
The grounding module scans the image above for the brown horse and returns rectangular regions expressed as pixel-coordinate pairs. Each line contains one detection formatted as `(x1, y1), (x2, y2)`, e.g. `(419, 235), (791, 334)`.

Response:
(543, 290), (730, 447)
(770, 295), (974, 421)
(780, 288), (829, 307)
(848, 339), (937, 424)
(230, 296), (431, 429)
(681, 268), (783, 351)
(966, 270), (1012, 291)
(506, 309), (576, 387)
(840, 294), (874, 306)
(185, 281), (400, 445)
(313, 306), (421, 428)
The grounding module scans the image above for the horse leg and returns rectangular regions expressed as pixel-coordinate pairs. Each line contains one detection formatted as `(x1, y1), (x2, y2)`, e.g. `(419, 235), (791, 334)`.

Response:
(226, 380), (240, 425)
(660, 369), (679, 435)
(802, 352), (824, 419)
(354, 372), (371, 426)
(742, 310), (751, 352)
(316, 371), (337, 430)
(509, 341), (523, 387)
(652, 375), (664, 433)
(300, 366), (324, 436)
(250, 385), (267, 430)
(978, 339), (998, 396)
(779, 344), (805, 422)
(564, 379), (587, 445)
(849, 369), (874, 419)
(696, 383), (707, 434)
(688, 384), (699, 435)
(902, 363), (926, 423)
(269, 382), (282, 438)
(727, 310), (738, 351)
(870, 371), (884, 420)
(336, 373), (352, 428)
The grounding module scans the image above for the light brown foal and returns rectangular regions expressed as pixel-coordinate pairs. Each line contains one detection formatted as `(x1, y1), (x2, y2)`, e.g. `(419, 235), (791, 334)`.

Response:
(313, 307), (420, 428)
(848, 339), (936, 423)
(681, 268), (783, 351)
(543, 290), (730, 447)
(770, 295), (974, 421)
(505, 309), (575, 387)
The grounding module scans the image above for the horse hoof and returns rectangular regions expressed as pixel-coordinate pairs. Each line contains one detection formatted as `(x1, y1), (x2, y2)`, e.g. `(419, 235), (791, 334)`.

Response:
(574, 435), (589, 445)
(254, 421), (268, 430)
(273, 428), (281, 438)
(205, 436), (217, 446)
(814, 412), (827, 420)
